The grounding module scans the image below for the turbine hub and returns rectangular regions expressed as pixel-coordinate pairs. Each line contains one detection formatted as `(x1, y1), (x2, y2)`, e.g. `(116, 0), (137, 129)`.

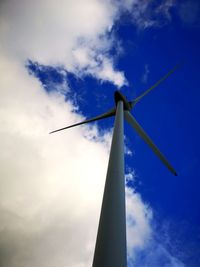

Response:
(114, 91), (131, 111)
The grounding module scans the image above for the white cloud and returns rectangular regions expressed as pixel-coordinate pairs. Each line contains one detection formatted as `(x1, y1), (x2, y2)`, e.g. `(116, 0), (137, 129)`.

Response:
(126, 187), (185, 267)
(126, 187), (152, 256)
(118, 0), (176, 29)
(0, 54), (108, 266)
(156, 0), (175, 21)
(132, 241), (186, 267)
(141, 64), (150, 83)
(0, 0), (126, 87)
(0, 0), (178, 87)
(72, 44), (127, 87)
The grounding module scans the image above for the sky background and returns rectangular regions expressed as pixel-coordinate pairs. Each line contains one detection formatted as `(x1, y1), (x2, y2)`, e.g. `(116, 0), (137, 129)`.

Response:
(0, 0), (200, 266)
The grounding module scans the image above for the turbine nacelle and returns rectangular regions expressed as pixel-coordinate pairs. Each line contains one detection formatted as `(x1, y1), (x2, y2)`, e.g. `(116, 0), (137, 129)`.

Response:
(114, 91), (132, 111)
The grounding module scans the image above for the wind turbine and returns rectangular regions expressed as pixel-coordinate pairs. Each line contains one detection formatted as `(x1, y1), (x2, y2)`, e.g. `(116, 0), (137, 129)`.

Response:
(50, 65), (178, 267)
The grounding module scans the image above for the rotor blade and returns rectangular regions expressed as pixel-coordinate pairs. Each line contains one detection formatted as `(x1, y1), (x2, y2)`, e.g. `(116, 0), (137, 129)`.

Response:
(124, 111), (177, 176)
(49, 107), (116, 134)
(130, 63), (181, 107)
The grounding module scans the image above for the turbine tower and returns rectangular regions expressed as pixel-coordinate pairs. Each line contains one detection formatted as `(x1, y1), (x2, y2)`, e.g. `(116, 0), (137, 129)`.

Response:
(50, 65), (178, 267)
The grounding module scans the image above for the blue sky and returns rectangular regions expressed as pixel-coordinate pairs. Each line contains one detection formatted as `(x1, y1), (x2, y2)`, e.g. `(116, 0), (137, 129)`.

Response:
(1, 0), (200, 266)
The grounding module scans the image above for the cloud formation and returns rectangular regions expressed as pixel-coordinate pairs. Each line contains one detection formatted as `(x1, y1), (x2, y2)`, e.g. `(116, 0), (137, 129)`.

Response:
(0, 53), (110, 267)
(0, 0), (127, 87)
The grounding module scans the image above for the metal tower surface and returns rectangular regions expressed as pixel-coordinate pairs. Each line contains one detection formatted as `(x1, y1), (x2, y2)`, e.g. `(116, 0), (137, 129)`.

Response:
(92, 101), (126, 267)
